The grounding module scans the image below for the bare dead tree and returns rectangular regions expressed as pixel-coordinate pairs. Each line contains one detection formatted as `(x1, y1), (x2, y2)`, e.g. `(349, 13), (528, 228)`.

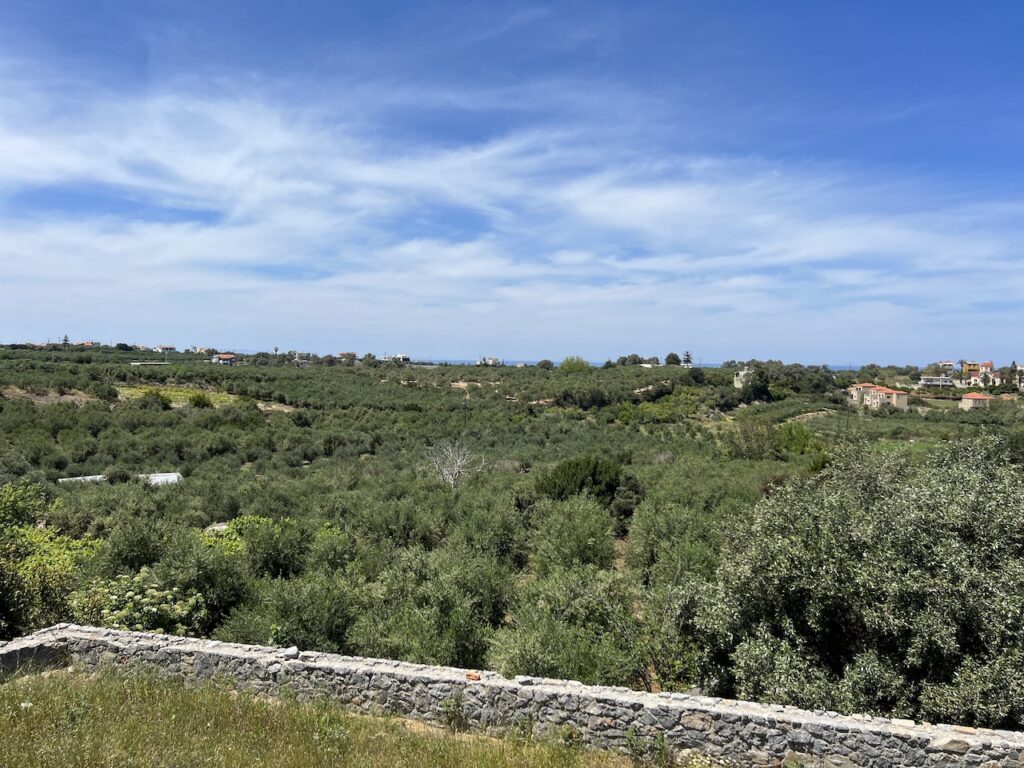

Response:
(425, 440), (486, 490)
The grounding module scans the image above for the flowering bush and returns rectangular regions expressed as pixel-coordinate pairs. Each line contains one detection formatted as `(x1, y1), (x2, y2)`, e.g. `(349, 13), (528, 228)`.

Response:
(71, 567), (206, 635)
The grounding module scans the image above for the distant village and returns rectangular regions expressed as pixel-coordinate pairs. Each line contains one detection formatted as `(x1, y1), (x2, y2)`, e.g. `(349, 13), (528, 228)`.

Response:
(8, 339), (532, 370)
(846, 359), (1021, 412)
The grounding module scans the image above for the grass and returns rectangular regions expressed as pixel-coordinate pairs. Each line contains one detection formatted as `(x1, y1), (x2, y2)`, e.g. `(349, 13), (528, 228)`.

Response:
(116, 385), (238, 407)
(921, 398), (959, 409)
(0, 671), (666, 768)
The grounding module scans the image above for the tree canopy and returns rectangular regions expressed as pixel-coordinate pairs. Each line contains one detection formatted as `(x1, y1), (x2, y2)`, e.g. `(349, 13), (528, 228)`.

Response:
(694, 438), (1024, 728)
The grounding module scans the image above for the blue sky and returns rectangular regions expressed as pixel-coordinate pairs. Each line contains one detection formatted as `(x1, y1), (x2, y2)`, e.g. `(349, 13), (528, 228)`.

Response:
(2, 1), (1023, 363)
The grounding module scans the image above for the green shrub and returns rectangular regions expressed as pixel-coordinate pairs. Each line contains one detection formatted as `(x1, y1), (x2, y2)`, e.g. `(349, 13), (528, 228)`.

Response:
(0, 485), (96, 638)
(558, 357), (591, 373)
(347, 545), (510, 669)
(535, 456), (643, 533)
(777, 422), (815, 455)
(0, 483), (51, 528)
(188, 392), (214, 408)
(155, 531), (250, 631)
(695, 438), (1024, 729)
(488, 566), (648, 687)
(136, 390), (172, 410)
(228, 515), (310, 579)
(530, 497), (615, 575)
(215, 572), (356, 652)
(626, 499), (719, 584)
(719, 419), (781, 461)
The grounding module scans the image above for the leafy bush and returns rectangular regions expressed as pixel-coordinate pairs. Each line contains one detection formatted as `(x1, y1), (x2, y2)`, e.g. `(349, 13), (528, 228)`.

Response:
(777, 421), (815, 455)
(558, 357), (591, 373)
(136, 390), (172, 411)
(488, 566), (648, 687)
(0, 563), (27, 640)
(695, 438), (1024, 728)
(530, 497), (615, 575)
(347, 545), (510, 669)
(228, 515), (310, 579)
(188, 392), (214, 408)
(215, 572), (357, 652)
(0, 483), (51, 528)
(627, 498), (719, 584)
(719, 419), (781, 461)
(155, 531), (250, 632)
(6, 528), (99, 628)
(535, 456), (643, 533)
(0, 485), (95, 638)
(102, 513), (169, 572)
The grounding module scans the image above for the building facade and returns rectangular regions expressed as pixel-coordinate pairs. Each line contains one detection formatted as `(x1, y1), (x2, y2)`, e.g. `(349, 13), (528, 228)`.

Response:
(849, 383), (910, 411)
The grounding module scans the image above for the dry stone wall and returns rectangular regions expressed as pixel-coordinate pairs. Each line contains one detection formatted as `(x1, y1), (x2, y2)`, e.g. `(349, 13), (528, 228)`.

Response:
(4, 624), (1024, 767)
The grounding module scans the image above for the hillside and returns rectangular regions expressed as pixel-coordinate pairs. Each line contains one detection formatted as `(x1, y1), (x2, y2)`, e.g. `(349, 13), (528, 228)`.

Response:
(4, 347), (1024, 732)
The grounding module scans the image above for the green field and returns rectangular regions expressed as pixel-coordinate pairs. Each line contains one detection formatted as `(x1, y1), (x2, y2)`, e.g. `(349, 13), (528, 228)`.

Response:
(922, 397), (959, 409)
(116, 385), (239, 407)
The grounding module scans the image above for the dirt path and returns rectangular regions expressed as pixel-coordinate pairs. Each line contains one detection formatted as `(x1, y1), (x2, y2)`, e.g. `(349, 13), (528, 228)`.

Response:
(785, 408), (835, 423)
(1, 386), (96, 405)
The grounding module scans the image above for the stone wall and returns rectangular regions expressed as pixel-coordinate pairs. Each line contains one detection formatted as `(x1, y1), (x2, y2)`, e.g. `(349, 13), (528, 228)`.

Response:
(3, 624), (1024, 767)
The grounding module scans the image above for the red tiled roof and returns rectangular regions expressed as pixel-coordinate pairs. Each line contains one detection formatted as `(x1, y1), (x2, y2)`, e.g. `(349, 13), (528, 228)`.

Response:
(963, 392), (993, 400)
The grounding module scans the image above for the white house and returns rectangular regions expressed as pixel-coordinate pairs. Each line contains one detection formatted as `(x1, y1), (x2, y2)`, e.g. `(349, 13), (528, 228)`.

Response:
(918, 375), (955, 388)
(961, 361), (1001, 388)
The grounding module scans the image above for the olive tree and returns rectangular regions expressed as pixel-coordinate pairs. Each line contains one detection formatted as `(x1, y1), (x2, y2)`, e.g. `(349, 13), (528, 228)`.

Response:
(694, 438), (1024, 728)
(488, 565), (649, 687)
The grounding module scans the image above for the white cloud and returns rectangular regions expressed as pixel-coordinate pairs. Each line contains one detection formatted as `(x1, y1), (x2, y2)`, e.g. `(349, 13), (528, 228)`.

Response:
(1, 57), (1023, 362)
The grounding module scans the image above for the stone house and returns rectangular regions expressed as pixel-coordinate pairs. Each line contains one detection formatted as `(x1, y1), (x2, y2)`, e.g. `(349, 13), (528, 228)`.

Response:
(960, 392), (993, 411)
(849, 383), (910, 411)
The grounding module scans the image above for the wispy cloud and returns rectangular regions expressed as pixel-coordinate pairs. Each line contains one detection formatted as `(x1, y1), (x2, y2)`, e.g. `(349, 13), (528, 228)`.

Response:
(1, 53), (1022, 362)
